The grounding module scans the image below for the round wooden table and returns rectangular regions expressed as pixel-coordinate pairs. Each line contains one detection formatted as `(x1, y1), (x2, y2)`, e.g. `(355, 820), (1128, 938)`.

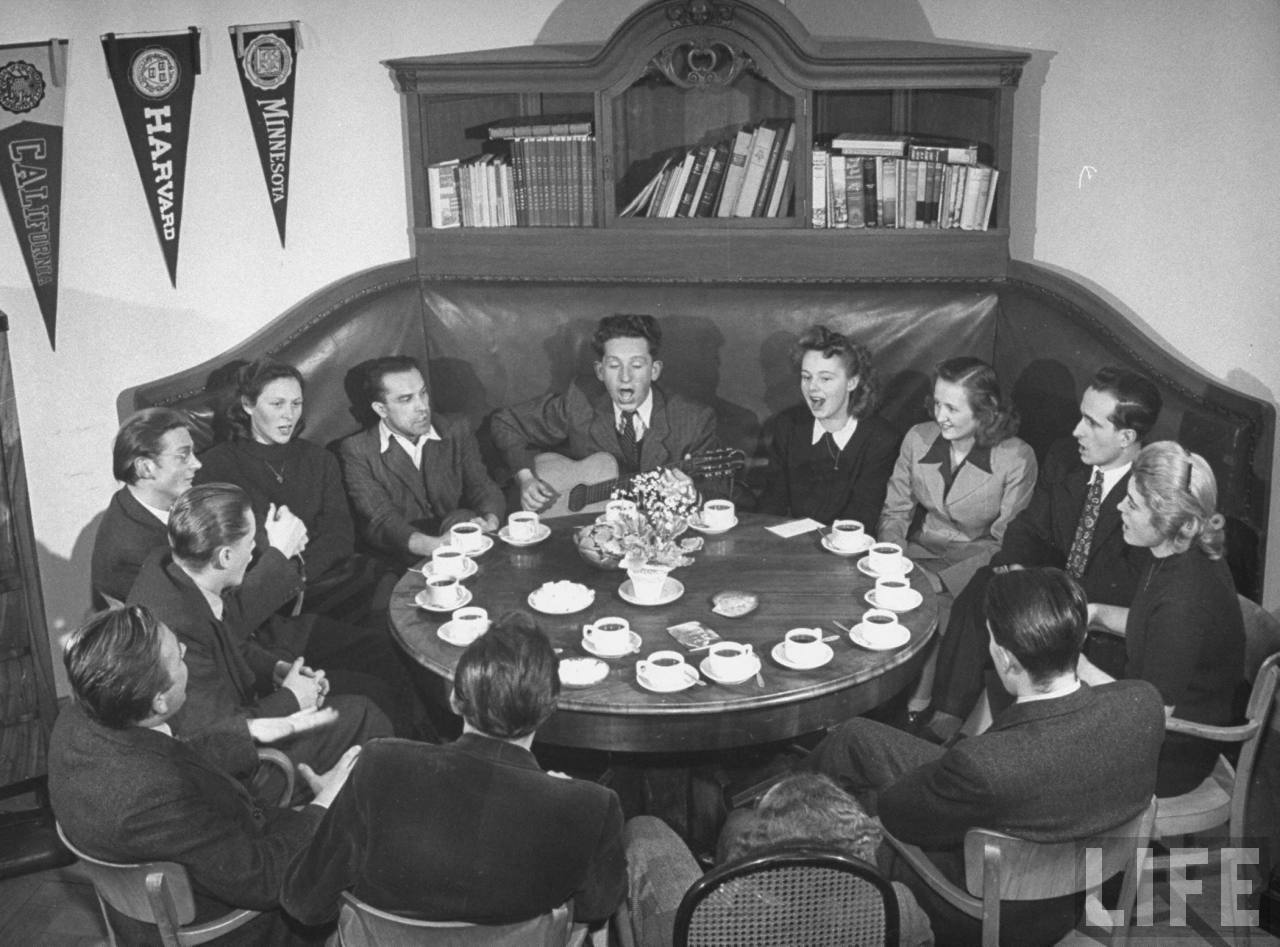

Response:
(389, 513), (938, 754)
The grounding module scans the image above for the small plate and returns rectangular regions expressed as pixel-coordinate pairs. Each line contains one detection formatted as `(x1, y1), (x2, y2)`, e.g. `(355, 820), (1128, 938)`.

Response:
(528, 585), (595, 615)
(770, 640), (834, 671)
(619, 577), (685, 607)
(849, 623), (911, 651)
(699, 653), (762, 686)
(864, 588), (924, 613)
(420, 557), (477, 580)
(437, 620), (486, 647)
(414, 586), (473, 613)
(820, 533), (874, 556)
(497, 523), (552, 547)
(689, 514), (738, 536)
(454, 534), (494, 557)
(559, 657), (609, 688)
(856, 557), (915, 579)
(636, 664), (700, 693)
(582, 630), (643, 658)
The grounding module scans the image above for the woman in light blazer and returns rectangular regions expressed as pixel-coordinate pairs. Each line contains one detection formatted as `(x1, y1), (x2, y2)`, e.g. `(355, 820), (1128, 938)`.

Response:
(877, 356), (1037, 596)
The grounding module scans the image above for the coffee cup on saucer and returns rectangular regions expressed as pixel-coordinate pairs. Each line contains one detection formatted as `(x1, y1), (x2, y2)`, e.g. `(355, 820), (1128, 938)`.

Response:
(706, 642), (754, 680)
(431, 544), (471, 577)
(422, 574), (461, 608)
(636, 650), (689, 688)
(583, 617), (633, 656)
(829, 519), (866, 551)
(867, 542), (906, 575)
(450, 606), (490, 644)
(605, 498), (638, 523)
(874, 576), (914, 610)
(783, 628), (826, 665)
(508, 511), (540, 542)
(449, 522), (485, 553)
(859, 608), (904, 645)
(701, 499), (735, 530)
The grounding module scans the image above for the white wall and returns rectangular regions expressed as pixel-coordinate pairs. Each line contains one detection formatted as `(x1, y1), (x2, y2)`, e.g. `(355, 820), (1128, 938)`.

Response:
(3, 1), (1276, 695)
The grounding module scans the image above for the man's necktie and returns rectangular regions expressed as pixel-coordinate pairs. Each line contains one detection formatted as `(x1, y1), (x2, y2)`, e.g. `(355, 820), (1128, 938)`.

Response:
(1065, 472), (1104, 580)
(618, 410), (640, 470)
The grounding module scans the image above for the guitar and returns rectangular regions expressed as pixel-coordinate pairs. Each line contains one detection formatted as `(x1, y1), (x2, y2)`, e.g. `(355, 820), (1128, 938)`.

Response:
(531, 448), (747, 519)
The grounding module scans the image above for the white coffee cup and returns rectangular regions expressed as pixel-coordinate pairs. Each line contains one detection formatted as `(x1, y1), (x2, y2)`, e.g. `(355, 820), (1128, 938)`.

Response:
(867, 542), (906, 575)
(859, 608), (904, 644)
(701, 499), (735, 530)
(636, 650), (689, 688)
(784, 627), (826, 665)
(431, 544), (470, 577)
(829, 519), (866, 551)
(605, 498), (638, 523)
(875, 576), (914, 610)
(583, 617), (633, 656)
(422, 574), (461, 608)
(627, 565), (670, 604)
(449, 522), (485, 553)
(450, 606), (490, 644)
(508, 510), (540, 541)
(707, 641), (754, 680)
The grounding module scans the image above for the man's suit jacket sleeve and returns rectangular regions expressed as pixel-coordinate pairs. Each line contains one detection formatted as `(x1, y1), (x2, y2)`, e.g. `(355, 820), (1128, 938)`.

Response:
(876, 747), (1001, 850)
(337, 434), (417, 555)
(280, 757), (367, 924)
(572, 791), (628, 924)
(450, 419), (505, 521)
(490, 392), (574, 475)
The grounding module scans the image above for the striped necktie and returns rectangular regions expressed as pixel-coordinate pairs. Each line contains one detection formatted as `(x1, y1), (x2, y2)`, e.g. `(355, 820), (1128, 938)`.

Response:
(618, 410), (640, 470)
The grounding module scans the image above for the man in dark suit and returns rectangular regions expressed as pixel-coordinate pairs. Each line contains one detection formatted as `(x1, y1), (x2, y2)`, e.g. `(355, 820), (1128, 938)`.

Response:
(281, 611), (627, 930)
(129, 483), (393, 796)
(49, 605), (359, 945)
(491, 313), (719, 513)
(336, 355), (504, 567)
(807, 568), (1165, 946)
(916, 366), (1163, 743)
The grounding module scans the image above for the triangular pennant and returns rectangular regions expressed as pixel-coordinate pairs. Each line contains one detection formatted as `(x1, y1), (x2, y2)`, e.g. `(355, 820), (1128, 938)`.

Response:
(101, 27), (200, 287)
(230, 22), (299, 247)
(0, 40), (68, 349)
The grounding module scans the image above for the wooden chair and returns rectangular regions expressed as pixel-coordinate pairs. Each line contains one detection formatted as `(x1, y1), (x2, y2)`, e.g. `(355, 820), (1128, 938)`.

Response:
(332, 892), (588, 946)
(884, 798), (1157, 947)
(55, 748), (294, 947)
(673, 845), (900, 946)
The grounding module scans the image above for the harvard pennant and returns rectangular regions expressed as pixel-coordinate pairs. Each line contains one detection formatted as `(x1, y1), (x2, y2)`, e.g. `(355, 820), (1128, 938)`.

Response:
(0, 40), (68, 348)
(230, 22), (299, 246)
(102, 27), (200, 287)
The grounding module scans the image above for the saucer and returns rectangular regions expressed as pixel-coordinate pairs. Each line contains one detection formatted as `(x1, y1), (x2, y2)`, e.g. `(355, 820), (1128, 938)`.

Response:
(559, 657), (609, 688)
(582, 630), (643, 658)
(770, 640), (833, 671)
(864, 588), (923, 613)
(856, 557), (915, 579)
(690, 514), (738, 536)
(421, 557), (477, 580)
(849, 622), (911, 651)
(497, 523), (551, 547)
(619, 577), (685, 607)
(452, 534), (494, 557)
(821, 533), (874, 556)
(437, 619), (487, 647)
(527, 584), (595, 615)
(414, 586), (473, 613)
(698, 653), (762, 686)
(636, 664), (700, 693)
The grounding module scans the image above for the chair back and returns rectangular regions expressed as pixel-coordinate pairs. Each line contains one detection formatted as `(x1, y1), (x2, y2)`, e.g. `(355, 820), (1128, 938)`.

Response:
(335, 893), (578, 947)
(1227, 650), (1280, 836)
(962, 797), (1157, 947)
(673, 845), (900, 947)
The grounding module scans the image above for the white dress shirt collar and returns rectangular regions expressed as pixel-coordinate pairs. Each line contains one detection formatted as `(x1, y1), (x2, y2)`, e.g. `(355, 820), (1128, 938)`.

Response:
(811, 415), (859, 451)
(379, 419), (441, 470)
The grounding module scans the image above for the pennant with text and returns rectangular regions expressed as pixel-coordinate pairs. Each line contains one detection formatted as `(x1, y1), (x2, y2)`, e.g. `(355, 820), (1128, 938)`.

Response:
(230, 22), (299, 247)
(0, 40), (68, 348)
(101, 28), (200, 287)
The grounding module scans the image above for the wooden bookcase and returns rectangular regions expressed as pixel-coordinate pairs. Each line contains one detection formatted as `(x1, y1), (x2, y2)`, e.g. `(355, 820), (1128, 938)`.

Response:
(385, 0), (1028, 281)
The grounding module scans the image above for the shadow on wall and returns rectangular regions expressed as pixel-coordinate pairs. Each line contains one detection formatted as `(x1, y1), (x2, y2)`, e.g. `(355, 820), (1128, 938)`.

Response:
(37, 512), (103, 696)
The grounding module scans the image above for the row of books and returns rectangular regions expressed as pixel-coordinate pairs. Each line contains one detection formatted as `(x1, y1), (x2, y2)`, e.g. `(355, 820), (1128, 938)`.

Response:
(427, 129), (597, 229)
(811, 150), (999, 231)
(620, 119), (797, 219)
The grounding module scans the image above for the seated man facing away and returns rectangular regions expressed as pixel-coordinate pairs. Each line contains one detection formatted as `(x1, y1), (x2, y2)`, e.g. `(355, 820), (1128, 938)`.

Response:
(129, 483), (393, 795)
(49, 605), (359, 946)
(624, 772), (933, 947)
(336, 355), (503, 568)
(281, 611), (627, 930)
(490, 313), (718, 514)
(806, 567), (1165, 947)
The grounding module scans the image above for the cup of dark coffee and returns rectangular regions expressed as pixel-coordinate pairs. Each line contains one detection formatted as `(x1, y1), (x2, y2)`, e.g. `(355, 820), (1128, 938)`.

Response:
(422, 574), (461, 608)
(858, 608), (903, 645)
(707, 641), (754, 679)
(783, 627), (825, 665)
(875, 576), (914, 610)
(829, 519), (866, 551)
(636, 650), (689, 688)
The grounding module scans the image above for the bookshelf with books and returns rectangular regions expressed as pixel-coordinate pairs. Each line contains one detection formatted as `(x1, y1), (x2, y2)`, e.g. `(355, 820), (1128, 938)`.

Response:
(385, 0), (1028, 281)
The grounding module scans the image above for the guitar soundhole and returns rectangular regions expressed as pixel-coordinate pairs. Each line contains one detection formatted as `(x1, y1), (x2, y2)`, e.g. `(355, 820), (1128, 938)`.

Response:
(567, 485), (588, 512)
